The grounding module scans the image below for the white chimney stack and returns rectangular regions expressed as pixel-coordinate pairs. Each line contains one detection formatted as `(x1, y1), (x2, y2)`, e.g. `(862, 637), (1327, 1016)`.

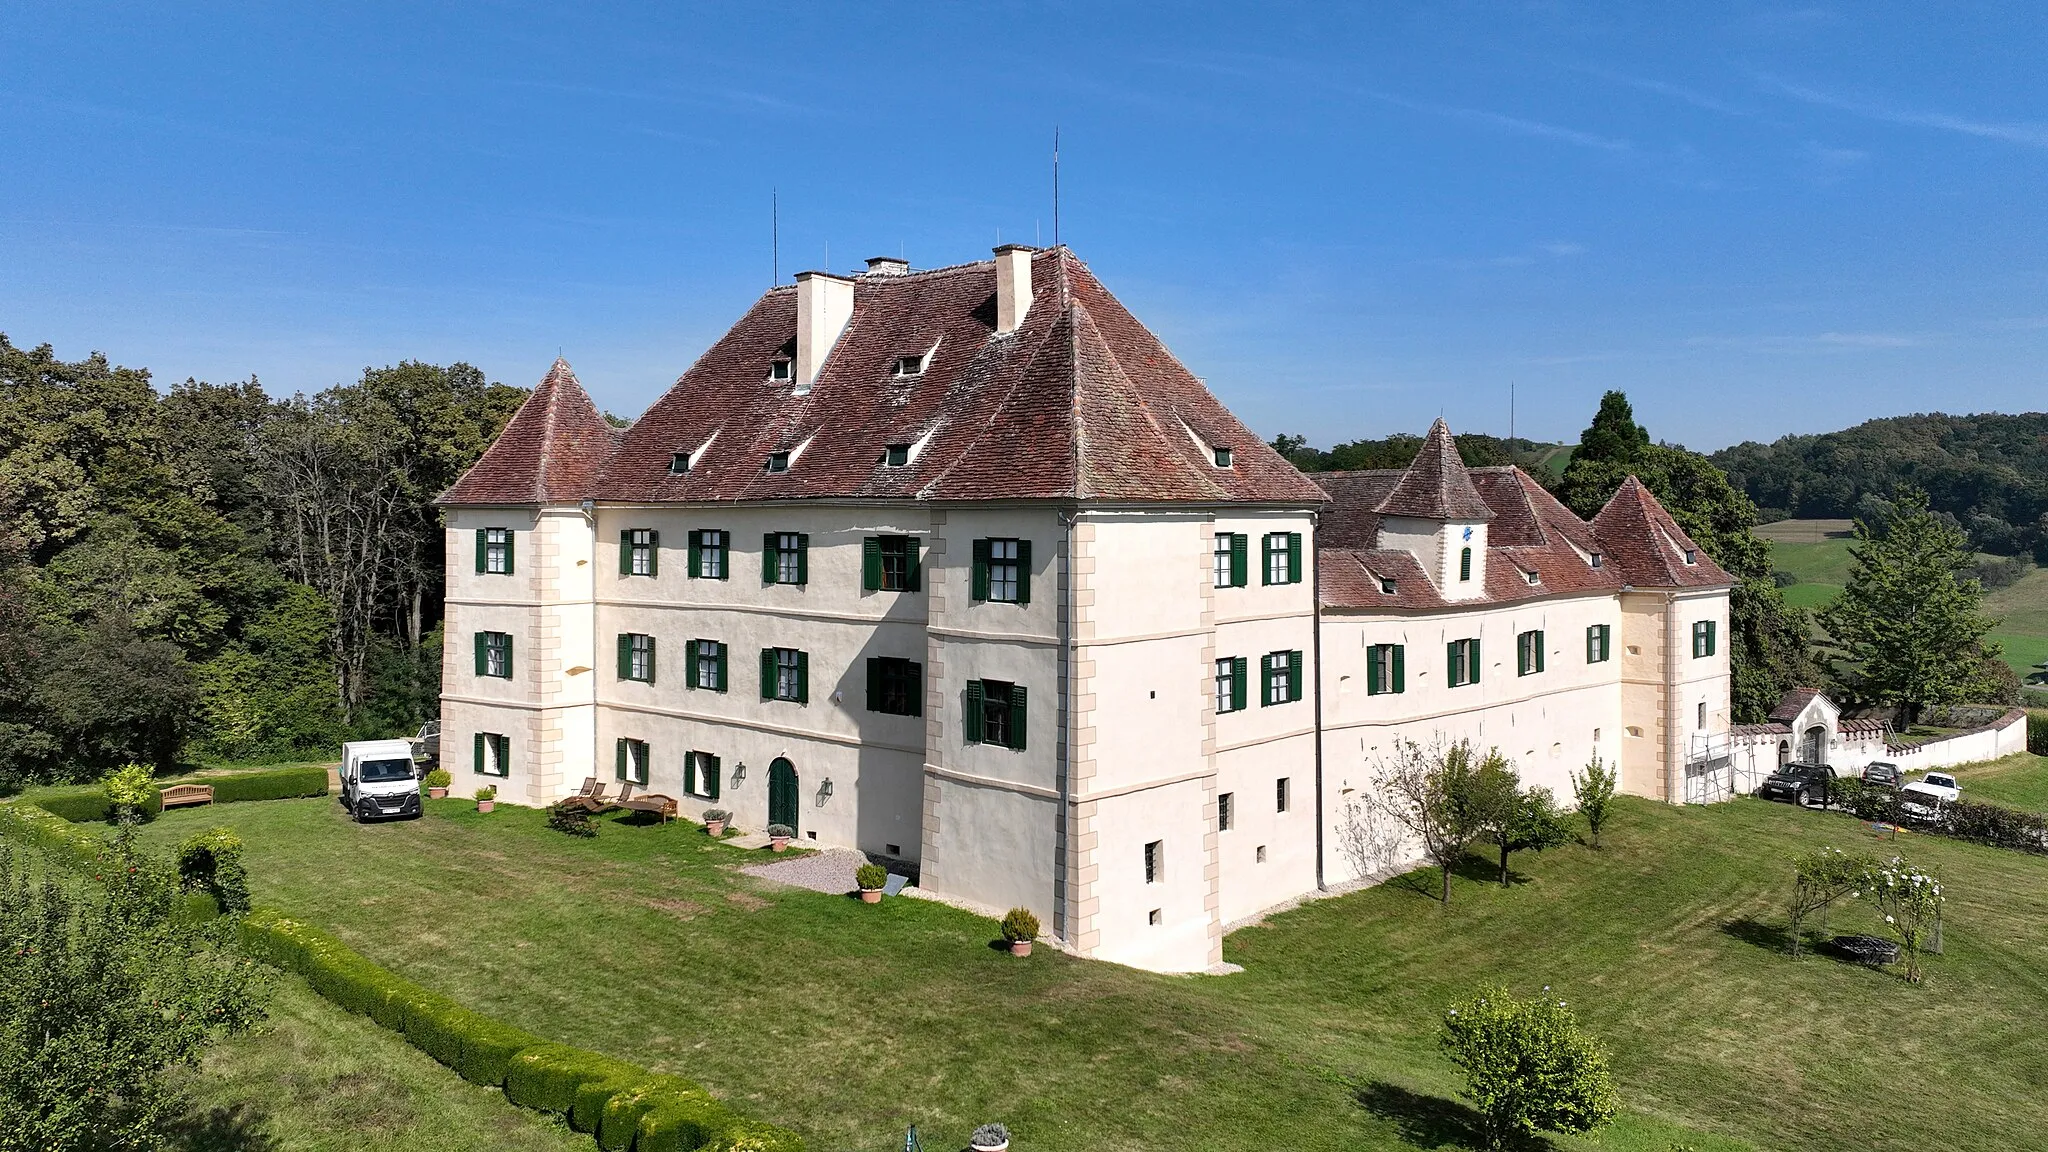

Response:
(794, 271), (854, 394)
(993, 244), (1034, 336)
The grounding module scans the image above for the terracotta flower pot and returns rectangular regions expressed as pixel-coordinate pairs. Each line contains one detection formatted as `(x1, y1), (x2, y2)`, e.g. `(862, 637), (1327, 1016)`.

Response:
(770, 836), (789, 852)
(477, 799), (495, 813)
(860, 888), (882, 903)
(705, 820), (726, 837)
(1009, 940), (1032, 957)
(428, 787), (448, 799)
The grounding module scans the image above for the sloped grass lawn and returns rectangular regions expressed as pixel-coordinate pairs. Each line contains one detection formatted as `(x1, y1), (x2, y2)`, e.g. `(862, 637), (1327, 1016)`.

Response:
(135, 795), (2048, 1152)
(1944, 752), (2048, 812)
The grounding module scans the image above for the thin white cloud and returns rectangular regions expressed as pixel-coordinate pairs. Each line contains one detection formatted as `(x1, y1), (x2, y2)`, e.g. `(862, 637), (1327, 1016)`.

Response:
(1584, 69), (1757, 119)
(1540, 242), (1587, 257)
(1763, 77), (2048, 150)
(1381, 95), (1631, 151)
(1686, 331), (1925, 351)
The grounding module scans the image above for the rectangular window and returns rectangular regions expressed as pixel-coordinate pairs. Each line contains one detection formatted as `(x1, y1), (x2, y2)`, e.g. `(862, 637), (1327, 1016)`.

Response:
(615, 738), (650, 785)
(473, 732), (510, 777)
(1143, 840), (1163, 884)
(477, 527), (514, 575)
(1586, 624), (1612, 663)
(762, 647), (808, 703)
(620, 528), (658, 577)
(863, 535), (922, 592)
(1260, 650), (1303, 706)
(1459, 546), (1473, 582)
(685, 640), (728, 692)
(765, 451), (790, 473)
(617, 633), (656, 683)
(884, 443), (910, 467)
(1698, 701), (1707, 730)
(1276, 777), (1291, 813)
(1213, 533), (1248, 588)
(475, 631), (513, 679)
(683, 750), (721, 800)
(1213, 446), (1233, 468)
(1447, 638), (1482, 687)
(763, 532), (808, 585)
(670, 451), (691, 474)
(1262, 532), (1303, 585)
(1692, 620), (1717, 658)
(1214, 657), (1248, 713)
(1218, 792), (1234, 832)
(1517, 630), (1545, 677)
(866, 656), (923, 717)
(1366, 643), (1405, 695)
(689, 530), (729, 580)
(973, 538), (1029, 604)
(964, 679), (1027, 750)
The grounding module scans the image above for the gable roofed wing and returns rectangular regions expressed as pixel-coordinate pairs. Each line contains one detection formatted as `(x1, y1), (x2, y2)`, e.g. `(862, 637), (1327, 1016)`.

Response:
(441, 358), (620, 505)
(1589, 475), (1734, 588)
(1373, 418), (1495, 521)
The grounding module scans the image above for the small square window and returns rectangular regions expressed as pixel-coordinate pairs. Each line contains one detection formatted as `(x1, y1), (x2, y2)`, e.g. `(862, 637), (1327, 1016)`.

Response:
(1148, 908), (1162, 926)
(765, 452), (790, 473)
(1275, 777), (1291, 813)
(893, 354), (925, 377)
(1218, 792), (1234, 831)
(1683, 548), (1698, 565)
(768, 359), (793, 381)
(884, 443), (910, 467)
(1255, 845), (1266, 863)
(670, 451), (691, 474)
(1143, 839), (1163, 884)
(1213, 446), (1233, 468)
(1379, 576), (1396, 594)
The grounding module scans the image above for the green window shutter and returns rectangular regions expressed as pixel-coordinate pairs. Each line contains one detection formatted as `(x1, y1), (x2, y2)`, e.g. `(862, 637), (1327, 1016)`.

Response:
(1471, 638), (1481, 683)
(707, 754), (721, 800)
(906, 538), (922, 592)
(715, 643), (728, 692)
(645, 636), (657, 684)
(762, 534), (778, 583)
(1261, 657), (1275, 705)
(474, 632), (486, 676)
(684, 640), (699, 689)
(1367, 647), (1382, 695)
(1448, 642), (1460, 686)
(1017, 539), (1033, 604)
(1708, 621), (1717, 656)
(972, 539), (990, 601)
(504, 531), (515, 575)
(684, 754), (697, 797)
(862, 537), (881, 591)
(1392, 644), (1405, 693)
(1518, 636), (1530, 677)
(964, 681), (984, 744)
(1288, 532), (1303, 583)
(620, 530), (633, 575)
(475, 529), (487, 573)
(1460, 547), (1471, 581)
(1288, 650), (1303, 702)
(647, 530), (659, 577)
(1261, 535), (1276, 586)
(760, 649), (775, 700)
(1230, 533), (1248, 587)
(688, 531), (703, 578)
(1586, 627), (1597, 664)
(1009, 684), (1028, 751)
(795, 650), (808, 703)
(1536, 632), (1545, 674)
(1231, 656), (1247, 712)
(908, 662), (924, 717)
(615, 739), (627, 781)
(795, 534), (809, 585)
(866, 657), (880, 712)
(474, 732), (484, 774)
(617, 634), (632, 680)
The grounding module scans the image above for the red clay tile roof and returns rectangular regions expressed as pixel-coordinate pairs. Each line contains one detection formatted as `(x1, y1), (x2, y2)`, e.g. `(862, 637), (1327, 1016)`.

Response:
(1589, 476), (1736, 590)
(1768, 687), (1823, 723)
(1729, 722), (1794, 738)
(534, 248), (1328, 507)
(1373, 419), (1495, 521)
(440, 358), (621, 505)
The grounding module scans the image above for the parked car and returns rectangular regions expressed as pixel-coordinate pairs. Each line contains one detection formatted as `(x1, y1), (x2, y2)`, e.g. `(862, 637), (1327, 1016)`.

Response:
(1861, 761), (1904, 789)
(1759, 762), (1838, 807)
(340, 738), (425, 822)
(1899, 772), (1961, 822)
(411, 719), (441, 766)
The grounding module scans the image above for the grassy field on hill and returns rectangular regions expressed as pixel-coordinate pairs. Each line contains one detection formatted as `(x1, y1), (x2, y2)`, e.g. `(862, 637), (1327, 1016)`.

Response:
(124, 788), (2048, 1152)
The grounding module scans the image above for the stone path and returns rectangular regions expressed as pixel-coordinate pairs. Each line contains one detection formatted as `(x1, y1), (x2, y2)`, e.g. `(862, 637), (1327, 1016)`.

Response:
(739, 846), (874, 895)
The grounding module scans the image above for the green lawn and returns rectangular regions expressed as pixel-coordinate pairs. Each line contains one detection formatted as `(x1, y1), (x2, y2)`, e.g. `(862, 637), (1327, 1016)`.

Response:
(124, 793), (2048, 1152)
(1943, 752), (2048, 812)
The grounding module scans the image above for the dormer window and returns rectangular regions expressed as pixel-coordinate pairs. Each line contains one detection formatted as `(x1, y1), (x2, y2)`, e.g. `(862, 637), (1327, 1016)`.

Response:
(1379, 576), (1396, 595)
(1213, 446), (1233, 468)
(1590, 553), (1603, 569)
(892, 354), (925, 377)
(669, 452), (690, 474)
(1683, 548), (1698, 566)
(765, 452), (790, 473)
(883, 444), (910, 468)
(1523, 568), (1540, 586)
(768, 358), (793, 382)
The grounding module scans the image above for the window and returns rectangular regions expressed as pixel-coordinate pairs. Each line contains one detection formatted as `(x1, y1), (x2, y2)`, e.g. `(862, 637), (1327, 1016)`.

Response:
(689, 530), (729, 580)
(1213, 446), (1233, 468)
(1522, 568), (1540, 586)
(1683, 548), (1698, 566)
(1459, 546), (1473, 583)
(1586, 624), (1612, 663)
(1260, 650), (1303, 706)
(1148, 908), (1163, 926)
(761, 647), (808, 703)
(763, 532), (808, 585)
(617, 633), (656, 683)
(768, 358), (792, 381)
(1517, 630), (1545, 677)
(670, 451), (691, 474)
(476, 527), (514, 575)
(1255, 845), (1266, 863)
(884, 443), (910, 467)
(1698, 702), (1707, 729)
(615, 738), (649, 785)
(1692, 620), (1717, 658)
(1275, 777), (1291, 813)
(620, 528), (658, 577)
(473, 732), (510, 777)
(1366, 644), (1404, 695)
(765, 451), (790, 473)
(1218, 792), (1234, 832)
(1214, 657), (1248, 713)
(1590, 552), (1604, 569)
(867, 656), (923, 717)
(1262, 532), (1303, 585)
(474, 631), (512, 679)
(1447, 638), (1482, 687)
(893, 354), (925, 377)
(973, 538), (1030, 603)
(965, 679), (1027, 750)
(1144, 840), (1164, 884)
(685, 640), (728, 692)
(1214, 533), (1248, 588)
(863, 535), (922, 592)
(684, 750), (721, 800)
(1379, 575), (1397, 595)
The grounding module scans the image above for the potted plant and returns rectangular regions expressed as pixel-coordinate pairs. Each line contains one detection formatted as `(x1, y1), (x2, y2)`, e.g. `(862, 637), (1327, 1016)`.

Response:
(969, 1122), (1011, 1152)
(423, 767), (452, 800)
(856, 862), (887, 903)
(475, 785), (497, 813)
(702, 808), (730, 837)
(1000, 907), (1039, 957)
(766, 823), (794, 852)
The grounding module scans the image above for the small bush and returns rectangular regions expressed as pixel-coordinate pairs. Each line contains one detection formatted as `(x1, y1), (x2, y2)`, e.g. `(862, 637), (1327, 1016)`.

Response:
(177, 826), (251, 914)
(855, 863), (887, 891)
(1440, 985), (1618, 1149)
(173, 890), (222, 924)
(424, 767), (453, 790)
(765, 823), (794, 840)
(476, 784), (497, 802)
(1000, 907), (1039, 943)
(104, 763), (158, 822)
(971, 1122), (1012, 1148)
(547, 802), (597, 838)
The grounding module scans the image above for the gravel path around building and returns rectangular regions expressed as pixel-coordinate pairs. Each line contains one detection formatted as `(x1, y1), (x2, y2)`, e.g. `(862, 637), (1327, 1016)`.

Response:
(738, 846), (872, 894)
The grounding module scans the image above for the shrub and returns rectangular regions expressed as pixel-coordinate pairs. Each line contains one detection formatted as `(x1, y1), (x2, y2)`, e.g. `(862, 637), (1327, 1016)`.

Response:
(104, 763), (158, 822)
(1864, 856), (1944, 983)
(573, 1066), (653, 1134)
(765, 823), (794, 840)
(177, 826), (251, 914)
(0, 802), (108, 870)
(601, 1075), (729, 1152)
(702, 808), (731, 825)
(636, 1082), (741, 1152)
(855, 863), (887, 891)
(476, 784), (497, 802)
(1786, 846), (1874, 957)
(971, 1122), (1012, 1148)
(999, 907), (1039, 943)
(547, 802), (596, 838)
(173, 890), (222, 924)
(424, 767), (453, 790)
(1439, 985), (1618, 1150)
(1934, 798), (2048, 855)
(2030, 711), (2047, 756)
(1571, 755), (1618, 848)
(505, 1044), (644, 1116)
(706, 1119), (806, 1152)
(208, 765), (329, 803)
(28, 787), (128, 823)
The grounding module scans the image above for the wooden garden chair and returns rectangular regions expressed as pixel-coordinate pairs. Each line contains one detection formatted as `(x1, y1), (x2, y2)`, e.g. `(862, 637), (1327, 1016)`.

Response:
(619, 790), (680, 823)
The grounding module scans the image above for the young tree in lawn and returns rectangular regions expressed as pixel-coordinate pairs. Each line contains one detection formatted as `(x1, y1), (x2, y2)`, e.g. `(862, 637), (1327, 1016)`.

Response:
(1487, 787), (1574, 887)
(1440, 985), (1618, 1150)
(1571, 754), (1619, 848)
(1864, 856), (1944, 983)
(1364, 739), (1504, 905)
(1820, 488), (2003, 725)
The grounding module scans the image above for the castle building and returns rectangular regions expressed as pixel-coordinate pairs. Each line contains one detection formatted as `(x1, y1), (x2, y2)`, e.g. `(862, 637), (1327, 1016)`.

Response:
(439, 246), (1732, 973)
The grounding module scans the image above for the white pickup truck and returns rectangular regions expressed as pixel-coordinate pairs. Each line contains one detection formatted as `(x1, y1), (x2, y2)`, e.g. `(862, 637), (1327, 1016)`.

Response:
(1899, 772), (1961, 822)
(340, 739), (423, 822)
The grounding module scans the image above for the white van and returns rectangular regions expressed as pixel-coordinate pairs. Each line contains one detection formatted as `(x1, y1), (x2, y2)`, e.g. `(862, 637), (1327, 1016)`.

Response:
(340, 739), (423, 822)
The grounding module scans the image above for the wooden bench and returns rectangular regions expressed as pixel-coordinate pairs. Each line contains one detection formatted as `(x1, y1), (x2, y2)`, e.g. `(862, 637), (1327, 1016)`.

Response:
(159, 783), (215, 809)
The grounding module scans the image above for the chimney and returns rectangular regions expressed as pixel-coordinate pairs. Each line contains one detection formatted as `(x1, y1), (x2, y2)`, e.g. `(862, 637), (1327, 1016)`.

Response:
(864, 256), (909, 276)
(794, 271), (854, 394)
(993, 244), (1034, 335)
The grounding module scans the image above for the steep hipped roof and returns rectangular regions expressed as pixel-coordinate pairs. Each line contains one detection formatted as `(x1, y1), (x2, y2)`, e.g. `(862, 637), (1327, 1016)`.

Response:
(572, 248), (1325, 506)
(1590, 476), (1735, 589)
(440, 359), (620, 505)
(1372, 419), (1495, 521)
(1768, 687), (1823, 723)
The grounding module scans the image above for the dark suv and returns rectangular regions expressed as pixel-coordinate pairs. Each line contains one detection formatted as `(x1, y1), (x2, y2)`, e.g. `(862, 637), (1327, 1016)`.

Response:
(1861, 761), (1903, 789)
(1759, 762), (1837, 807)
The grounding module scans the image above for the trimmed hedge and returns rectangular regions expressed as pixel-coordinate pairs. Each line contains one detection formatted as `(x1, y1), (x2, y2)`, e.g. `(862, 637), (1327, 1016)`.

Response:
(704, 1120), (808, 1152)
(209, 766), (330, 803)
(2030, 712), (2047, 756)
(507, 1044), (646, 1116)
(605, 1077), (734, 1152)
(0, 801), (109, 870)
(31, 785), (161, 823)
(1833, 779), (2048, 855)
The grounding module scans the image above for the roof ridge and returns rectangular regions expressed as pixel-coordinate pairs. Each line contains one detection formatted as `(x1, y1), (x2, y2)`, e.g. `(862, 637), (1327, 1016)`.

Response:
(1067, 297), (1230, 501)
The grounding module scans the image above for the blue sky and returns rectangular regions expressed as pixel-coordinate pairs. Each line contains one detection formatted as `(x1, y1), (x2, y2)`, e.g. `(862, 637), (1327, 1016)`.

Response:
(4, 3), (2045, 451)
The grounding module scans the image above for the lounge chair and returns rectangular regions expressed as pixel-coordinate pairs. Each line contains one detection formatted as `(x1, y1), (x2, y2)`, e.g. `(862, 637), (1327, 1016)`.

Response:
(561, 781), (613, 813)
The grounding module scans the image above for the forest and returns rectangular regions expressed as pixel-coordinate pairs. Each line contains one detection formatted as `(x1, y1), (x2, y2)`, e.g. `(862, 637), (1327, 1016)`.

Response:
(0, 334), (526, 791)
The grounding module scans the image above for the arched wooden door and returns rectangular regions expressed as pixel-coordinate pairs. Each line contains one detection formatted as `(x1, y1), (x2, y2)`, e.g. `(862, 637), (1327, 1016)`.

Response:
(767, 757), (799, 833)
